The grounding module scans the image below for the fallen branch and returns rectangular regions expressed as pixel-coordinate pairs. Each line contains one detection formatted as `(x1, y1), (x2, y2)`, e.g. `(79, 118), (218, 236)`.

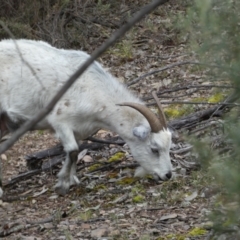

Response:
(0, 222), (34, 237)
(143, 84), (233, 100)
(86, 136), (125, 145)
(25, 136), (124, 165)
(169, 93), (239, 130)
(146, 54), (189, 59)
(143, 84), (234, 101)
(147, 101), (239, 106)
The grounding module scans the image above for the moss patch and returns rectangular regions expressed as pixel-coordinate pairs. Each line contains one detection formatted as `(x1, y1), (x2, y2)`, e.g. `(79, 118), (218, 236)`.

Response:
(107, 172), (119, 179)
(158, 227), (207, 239)
(88, 163), (102, 171)
(164, 104), (191, 119)
(108, 152), (125, 162)
(208, 92), (225, 103)
(132, 195), (145, 203)
(117, 177), (136, 185)
(93, 184), (107, 191)
(187, 227), (207, 237)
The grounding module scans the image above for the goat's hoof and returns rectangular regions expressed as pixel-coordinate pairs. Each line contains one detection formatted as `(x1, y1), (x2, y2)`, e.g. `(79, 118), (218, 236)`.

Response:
(54, 176), (80, 196)
(0, 187), (3, 198)
(72, 175), (80, 185)
(54, 186), (69, 196)
(54, 183), (70, 196)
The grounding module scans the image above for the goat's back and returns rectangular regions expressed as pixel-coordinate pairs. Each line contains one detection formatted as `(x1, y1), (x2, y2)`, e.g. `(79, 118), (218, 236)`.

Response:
(0, 39), (142, 132)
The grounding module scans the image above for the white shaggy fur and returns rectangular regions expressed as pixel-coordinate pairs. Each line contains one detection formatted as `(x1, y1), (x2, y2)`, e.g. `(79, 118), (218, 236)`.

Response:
(0, 39), (172, 196)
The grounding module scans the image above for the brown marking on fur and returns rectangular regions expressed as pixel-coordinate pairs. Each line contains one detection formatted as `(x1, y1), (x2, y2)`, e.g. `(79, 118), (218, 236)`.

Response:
(57, 108), (62, 115)
(64, 100), (70, 107)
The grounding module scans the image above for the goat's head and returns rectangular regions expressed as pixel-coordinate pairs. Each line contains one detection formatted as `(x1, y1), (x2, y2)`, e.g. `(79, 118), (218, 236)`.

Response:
(118, 92), (172, 181)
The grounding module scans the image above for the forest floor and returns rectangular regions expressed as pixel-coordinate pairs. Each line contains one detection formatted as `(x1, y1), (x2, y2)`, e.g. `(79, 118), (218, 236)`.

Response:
(0, 1), (229, 239)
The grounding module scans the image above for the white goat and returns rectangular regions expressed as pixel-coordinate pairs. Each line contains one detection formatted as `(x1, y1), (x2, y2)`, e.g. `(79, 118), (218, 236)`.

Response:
(0, 39), (172, 196)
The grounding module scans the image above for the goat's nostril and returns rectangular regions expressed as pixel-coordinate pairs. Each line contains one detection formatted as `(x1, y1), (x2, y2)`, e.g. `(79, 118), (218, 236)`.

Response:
(166, 172), (172, 179)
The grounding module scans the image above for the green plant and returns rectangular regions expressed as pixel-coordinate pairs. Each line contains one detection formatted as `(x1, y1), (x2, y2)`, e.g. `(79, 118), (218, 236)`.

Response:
(78, 210), (93, 221)
(179, 0), (240, 237)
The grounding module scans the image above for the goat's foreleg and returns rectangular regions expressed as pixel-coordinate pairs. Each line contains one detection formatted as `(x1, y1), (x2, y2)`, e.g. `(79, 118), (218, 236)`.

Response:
(52, 124), (80, 195)
(55, 150), (80, 195)
(0, 167), (3, 198)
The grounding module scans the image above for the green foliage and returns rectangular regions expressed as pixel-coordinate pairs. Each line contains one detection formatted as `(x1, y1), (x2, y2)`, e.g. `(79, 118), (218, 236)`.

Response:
(131, 184), (145, 194)
(96, 0), (110, 13)
(179, 0), (240, 237)
(64, 230), (74, 240)
(37, 130), (44, 135)
(108, 39), (134, 61)
(181, 0), (240, 86)
(78, 210), (93, 221)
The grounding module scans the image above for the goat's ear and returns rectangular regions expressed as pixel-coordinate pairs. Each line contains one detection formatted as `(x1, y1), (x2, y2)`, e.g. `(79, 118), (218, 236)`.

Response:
(133, 125), (150, 140)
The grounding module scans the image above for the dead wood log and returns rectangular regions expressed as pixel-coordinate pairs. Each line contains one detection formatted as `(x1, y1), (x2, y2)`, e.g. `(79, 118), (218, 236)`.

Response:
(25, 141), (108, 169)
(169, 93), (239, 130)
(25, 136), (124, 164)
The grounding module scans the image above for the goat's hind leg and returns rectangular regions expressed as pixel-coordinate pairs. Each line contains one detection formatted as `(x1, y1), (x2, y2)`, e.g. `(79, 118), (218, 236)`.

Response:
(52, 125), (80, 195)
(0, 113), (10, 198)
(0, 163), (3, 198)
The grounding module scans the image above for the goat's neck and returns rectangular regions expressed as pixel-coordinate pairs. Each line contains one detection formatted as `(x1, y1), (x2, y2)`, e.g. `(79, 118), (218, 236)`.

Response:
(99, 107), (148, 141)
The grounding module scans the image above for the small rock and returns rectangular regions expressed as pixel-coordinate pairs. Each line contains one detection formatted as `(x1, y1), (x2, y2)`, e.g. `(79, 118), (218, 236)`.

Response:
(91, 228), (108, 238)
(43, 223), (54, 229)
(184, 191), (198, 202)
(159, 213), (178, 221)
(82, 155), (93, 163)
(180, 168), (187, 175)
(109, 229), (120, 236)
(57, 224), (68, 230)
(19, 237), (42, 240)
(81, 223), (91, 229)
(1, 154), (7, 161)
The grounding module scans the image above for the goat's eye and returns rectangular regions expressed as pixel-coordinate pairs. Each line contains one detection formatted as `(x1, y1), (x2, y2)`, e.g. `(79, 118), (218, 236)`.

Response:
(151, 148), (159, 155)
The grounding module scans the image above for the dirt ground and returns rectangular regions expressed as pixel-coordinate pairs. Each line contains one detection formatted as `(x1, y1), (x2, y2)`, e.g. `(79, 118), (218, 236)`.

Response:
(0, 1), (224, 239)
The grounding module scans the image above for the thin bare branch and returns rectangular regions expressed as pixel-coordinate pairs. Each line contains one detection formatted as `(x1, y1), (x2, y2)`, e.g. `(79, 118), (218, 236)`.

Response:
(127, 61), (197, 86)
(146, 54), (189, 59)
(0, 0), (170, 155)
(143, 84), (233, 101)
(147, 101), (240, 106)
(127, 61), (235, 87)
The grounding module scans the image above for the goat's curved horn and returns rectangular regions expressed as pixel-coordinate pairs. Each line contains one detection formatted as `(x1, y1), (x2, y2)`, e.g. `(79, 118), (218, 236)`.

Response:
(117, 102), (162, 133)
(152, 91), (167, 129)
